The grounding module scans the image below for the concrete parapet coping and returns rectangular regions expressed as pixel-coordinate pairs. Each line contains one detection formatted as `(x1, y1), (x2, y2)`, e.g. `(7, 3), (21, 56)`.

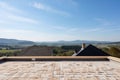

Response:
(1, 56), (120, 62)
(108, 56), (120, 63)
(0, 56), (110, 61)
(0, 56), (7, 60)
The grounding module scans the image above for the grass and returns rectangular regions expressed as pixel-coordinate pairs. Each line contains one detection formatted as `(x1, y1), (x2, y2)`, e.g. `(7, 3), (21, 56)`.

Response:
(0, 49), (20, 53)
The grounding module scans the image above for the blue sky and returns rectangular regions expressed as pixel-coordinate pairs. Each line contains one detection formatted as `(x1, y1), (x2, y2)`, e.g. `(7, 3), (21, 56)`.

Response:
(0, 0), (120, 41)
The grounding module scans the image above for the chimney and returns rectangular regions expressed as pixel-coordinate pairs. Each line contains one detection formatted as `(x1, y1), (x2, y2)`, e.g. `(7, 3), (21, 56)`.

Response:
(81, 43), (86, 50)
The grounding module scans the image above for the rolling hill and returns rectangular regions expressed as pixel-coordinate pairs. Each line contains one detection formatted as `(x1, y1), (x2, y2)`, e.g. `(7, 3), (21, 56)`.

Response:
(0, 38), (35, 46)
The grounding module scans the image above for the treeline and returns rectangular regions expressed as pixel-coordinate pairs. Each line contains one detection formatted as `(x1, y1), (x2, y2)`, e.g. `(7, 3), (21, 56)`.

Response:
(53, 45), (81, 56)
(61, 45), (81, 52)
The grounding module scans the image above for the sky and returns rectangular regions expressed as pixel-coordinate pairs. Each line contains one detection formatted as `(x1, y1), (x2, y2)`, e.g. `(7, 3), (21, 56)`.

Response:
(0, 0), (120, 42)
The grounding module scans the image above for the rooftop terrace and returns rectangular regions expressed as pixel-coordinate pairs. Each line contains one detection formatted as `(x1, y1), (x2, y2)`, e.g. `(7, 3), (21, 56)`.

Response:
(0, 56), (120, 80)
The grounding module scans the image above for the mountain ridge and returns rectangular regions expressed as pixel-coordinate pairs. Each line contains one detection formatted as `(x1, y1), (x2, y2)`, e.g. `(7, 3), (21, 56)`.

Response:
(0, 38), (35, 46)
(0, 38), (119, 46)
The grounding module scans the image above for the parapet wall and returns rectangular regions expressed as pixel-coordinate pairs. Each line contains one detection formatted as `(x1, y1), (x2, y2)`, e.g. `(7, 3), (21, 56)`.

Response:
(0, 56), (111, 61)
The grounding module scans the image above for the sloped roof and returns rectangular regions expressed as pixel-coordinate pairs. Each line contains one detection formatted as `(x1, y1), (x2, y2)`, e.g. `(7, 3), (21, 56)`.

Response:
(76, 45), (110, 56)
(18, 46), (53, 56)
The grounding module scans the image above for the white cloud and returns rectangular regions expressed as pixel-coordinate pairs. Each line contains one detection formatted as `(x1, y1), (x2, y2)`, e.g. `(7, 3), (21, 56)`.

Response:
(55, 0), (78, 6)
(8, 13), (38, 24)
(0, 12), (38, 24)
(95, 18), (113, 26)
(32, 2), (70, 16)
(52, 26), (67, 30)
(52, 26), (79, 33)
(0, 29), (34, 34)
(0, 2), (22, 13)
(0, 2), (38, 24)
(84, 28), (103, 32)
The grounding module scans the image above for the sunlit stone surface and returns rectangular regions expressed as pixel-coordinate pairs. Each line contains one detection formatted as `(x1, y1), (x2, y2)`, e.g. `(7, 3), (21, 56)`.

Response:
(0, 61), (120, 80)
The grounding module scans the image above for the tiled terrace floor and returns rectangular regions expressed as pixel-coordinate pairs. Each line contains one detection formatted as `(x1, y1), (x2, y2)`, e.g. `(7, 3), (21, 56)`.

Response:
(0, 61), (120, 80)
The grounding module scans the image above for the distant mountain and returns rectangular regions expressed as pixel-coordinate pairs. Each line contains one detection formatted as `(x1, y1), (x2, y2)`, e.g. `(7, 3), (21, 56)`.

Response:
(110, 42), (120, 44)
(37, 40), (111, 46)
(57, 40), (110, 43)
(0, 38), (35, 46)
(0, 38), (119, 46)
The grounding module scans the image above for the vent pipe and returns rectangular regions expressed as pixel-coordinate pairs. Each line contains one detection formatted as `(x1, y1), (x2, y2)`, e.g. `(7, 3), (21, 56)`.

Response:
(81, 43), (86, 50)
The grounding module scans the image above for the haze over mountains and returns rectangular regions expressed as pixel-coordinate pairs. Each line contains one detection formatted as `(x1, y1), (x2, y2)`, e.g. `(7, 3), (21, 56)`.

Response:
(0, 38), (35, 46)
(0, 38), (118, 46)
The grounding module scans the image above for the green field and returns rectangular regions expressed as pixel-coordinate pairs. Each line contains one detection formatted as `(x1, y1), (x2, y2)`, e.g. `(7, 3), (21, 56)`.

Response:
(0, 49), (21, 56)
(0, 49), (21, 53)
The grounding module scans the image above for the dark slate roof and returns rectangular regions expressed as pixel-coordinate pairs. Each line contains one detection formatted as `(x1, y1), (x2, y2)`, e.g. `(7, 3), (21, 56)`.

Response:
(76, 45), (110, 56)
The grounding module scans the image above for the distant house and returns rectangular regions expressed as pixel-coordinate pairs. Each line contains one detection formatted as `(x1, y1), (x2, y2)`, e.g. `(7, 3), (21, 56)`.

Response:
(72, 44), (110, 56)
(18, 45), (54, 56)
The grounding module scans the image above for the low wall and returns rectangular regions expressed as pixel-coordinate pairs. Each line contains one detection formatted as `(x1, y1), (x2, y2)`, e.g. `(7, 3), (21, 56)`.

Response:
(108, 56), (120, 63)
(0, 56), (109, 61)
